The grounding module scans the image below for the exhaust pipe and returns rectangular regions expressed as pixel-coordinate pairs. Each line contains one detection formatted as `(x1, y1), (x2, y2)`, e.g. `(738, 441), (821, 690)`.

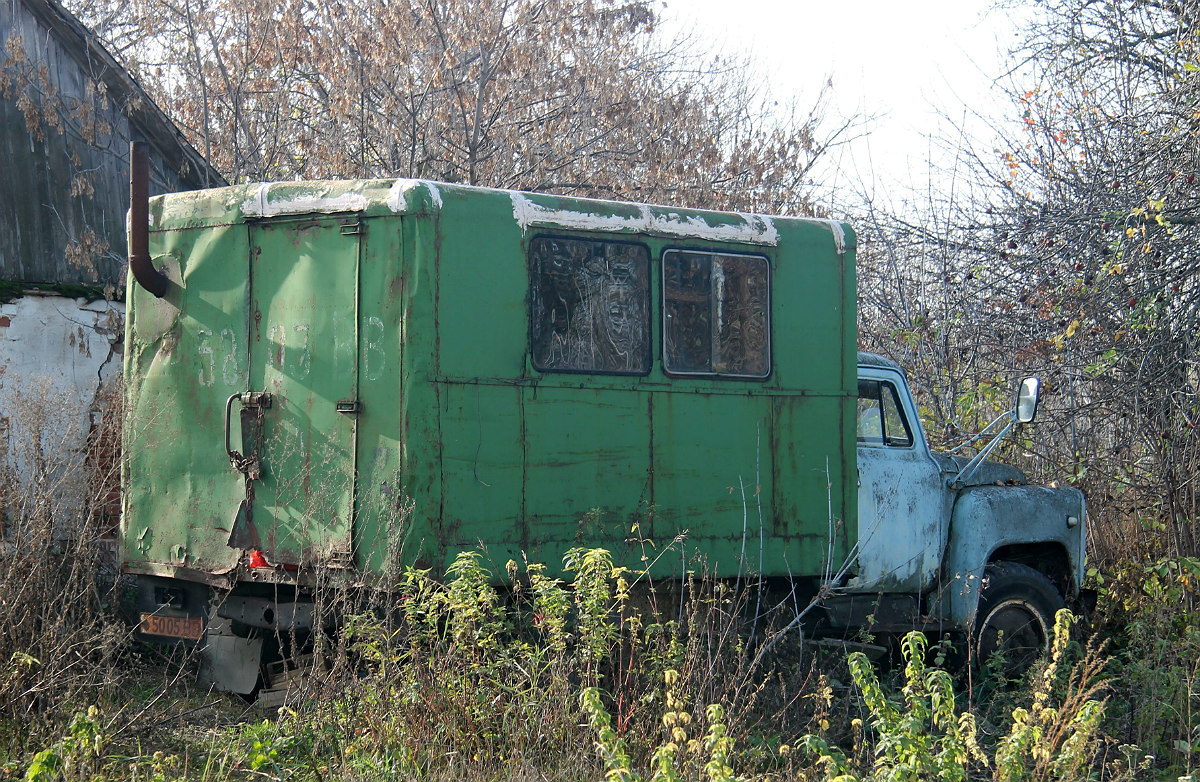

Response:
(129, 141), (169, 298)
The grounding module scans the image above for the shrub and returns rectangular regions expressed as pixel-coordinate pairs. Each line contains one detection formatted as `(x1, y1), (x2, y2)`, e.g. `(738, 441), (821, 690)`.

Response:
(802, 612), (1139, 782)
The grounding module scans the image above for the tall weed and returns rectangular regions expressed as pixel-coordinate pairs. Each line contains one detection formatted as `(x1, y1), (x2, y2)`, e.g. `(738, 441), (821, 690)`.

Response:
(263, 548), (827, 780)
(801, 612), (1140, 782)
(1100, 555), (1200, 777)
(0, 377), (125, 759)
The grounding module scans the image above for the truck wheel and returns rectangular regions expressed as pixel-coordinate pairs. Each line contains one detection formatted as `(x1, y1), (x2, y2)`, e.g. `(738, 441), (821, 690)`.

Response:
(975, 562), (1063, 675)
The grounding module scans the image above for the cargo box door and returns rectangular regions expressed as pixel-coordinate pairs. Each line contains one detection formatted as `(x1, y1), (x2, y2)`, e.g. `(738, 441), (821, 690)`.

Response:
(236, 218), (361, 568)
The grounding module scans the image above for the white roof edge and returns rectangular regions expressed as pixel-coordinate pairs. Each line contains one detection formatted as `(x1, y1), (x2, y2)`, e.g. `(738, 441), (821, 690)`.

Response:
(385, 179), (442, 213)
(240, 183), (370, 218)
(510, 192), (780, 246)
(823, 219), (847, 255)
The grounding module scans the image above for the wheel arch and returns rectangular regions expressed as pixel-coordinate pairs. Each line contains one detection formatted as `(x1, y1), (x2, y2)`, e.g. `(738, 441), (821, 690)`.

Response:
(974, 560), (1065, 673)
(932, 484), (1085, 629)
(988, 541), (1075, 600)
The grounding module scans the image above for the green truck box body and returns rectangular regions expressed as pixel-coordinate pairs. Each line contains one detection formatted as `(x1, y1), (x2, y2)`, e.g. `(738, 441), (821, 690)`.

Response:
(122, 179), (857, 583)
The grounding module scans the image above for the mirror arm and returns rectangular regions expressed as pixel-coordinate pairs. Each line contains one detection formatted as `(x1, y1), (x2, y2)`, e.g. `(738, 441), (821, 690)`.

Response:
(946, 410), (1011, 455)
(949, 411), (1016, 489)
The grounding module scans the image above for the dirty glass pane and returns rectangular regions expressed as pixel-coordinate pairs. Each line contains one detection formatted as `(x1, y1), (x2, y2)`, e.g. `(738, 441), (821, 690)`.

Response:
(663, 250), (770, 378)
(857, 381), (885, 445)
(529, 237), (650, 374)
(881, 383), (913, 447)
(857, 380), (913, 448)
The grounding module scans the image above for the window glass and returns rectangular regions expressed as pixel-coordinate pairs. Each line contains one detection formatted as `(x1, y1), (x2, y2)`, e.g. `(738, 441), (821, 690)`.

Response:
(857, 382), (884, 446)
(529, 237), (650, 374)
(881, 386), (913, 447)
(663, 250), (770, 378)
(857, 379), (914, 448)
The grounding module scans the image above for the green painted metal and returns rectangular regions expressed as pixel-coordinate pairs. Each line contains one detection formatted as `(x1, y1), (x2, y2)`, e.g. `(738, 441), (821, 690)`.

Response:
(123, 180), (857, 583)
(240, 219), (360, 564)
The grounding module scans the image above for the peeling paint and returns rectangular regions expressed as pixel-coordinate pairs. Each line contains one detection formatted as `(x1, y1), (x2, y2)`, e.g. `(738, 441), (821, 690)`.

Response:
(937, 484), (1087, 626)
(150, 179), (806, 253)
(510, 192), (780, 245)
(385, 179), (442, 212)
(241, 183), (369, 217)
(852, 365), (951, 593)
(152, 187), (248, 229)
(427, 182), (443, 209)
(824, 219), (847, 255)
(0, 294), (123, 509)
(385, 179), (418, 213)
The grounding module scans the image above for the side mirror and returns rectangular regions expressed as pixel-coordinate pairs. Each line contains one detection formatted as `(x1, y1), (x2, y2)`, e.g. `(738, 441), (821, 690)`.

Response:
(1016, 376), (1040, 423)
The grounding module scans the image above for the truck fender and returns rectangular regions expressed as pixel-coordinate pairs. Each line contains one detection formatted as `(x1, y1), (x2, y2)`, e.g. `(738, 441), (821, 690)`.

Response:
(934, 484), (1086, 629)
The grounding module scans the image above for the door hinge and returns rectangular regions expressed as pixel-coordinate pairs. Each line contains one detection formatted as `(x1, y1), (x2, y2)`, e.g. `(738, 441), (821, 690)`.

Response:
(242, 391), (272, 409)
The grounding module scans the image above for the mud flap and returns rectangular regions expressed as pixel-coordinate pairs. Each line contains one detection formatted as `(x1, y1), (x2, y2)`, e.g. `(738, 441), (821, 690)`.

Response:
(227, 497), (262, 550)
(200, 617), (263, 695)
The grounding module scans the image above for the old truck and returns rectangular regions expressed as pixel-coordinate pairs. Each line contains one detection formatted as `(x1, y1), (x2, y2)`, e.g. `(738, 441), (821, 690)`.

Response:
(122, 144), (1087, 692)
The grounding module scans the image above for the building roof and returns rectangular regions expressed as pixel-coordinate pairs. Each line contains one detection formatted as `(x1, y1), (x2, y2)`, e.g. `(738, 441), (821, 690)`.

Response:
(20, 0), (225, 190)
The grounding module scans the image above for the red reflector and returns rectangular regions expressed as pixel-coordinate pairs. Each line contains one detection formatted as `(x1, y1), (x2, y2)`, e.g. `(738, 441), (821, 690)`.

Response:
(248, 550), (269, 568)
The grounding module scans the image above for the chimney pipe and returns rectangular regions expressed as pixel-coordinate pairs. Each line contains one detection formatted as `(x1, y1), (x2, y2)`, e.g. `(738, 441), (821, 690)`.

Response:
(129, 141), (168, 298)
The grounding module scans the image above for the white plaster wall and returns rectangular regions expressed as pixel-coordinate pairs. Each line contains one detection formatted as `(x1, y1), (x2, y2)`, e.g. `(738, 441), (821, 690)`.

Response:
(0, 293), (123, 399)
(0, 293), (124, 487)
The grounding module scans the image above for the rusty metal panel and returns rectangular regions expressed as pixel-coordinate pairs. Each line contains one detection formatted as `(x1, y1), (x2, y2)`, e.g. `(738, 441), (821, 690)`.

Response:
(122, 221), (247, 576)
(852, 370), (949, 593)
(124, 180), (858, 585)
(519, 385), (651, 560)
(438, 381), (526, 550)
(937, 484), (1087, 626)
(769, 393), (854, 559)
(648, 389), (775, 572)
(854, 444), (947, 592)
(242, 219), (360, 566)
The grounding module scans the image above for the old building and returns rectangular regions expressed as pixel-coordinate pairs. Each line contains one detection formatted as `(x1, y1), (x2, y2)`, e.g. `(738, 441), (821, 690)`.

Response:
(1, 0), (223, 532)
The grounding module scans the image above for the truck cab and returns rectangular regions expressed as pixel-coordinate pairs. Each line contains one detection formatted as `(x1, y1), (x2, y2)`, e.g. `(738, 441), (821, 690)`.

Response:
(846, 352), (1087, 664)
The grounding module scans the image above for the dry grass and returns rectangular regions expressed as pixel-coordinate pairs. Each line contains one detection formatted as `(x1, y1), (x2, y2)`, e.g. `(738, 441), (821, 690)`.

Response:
(0, 376), (128, 758)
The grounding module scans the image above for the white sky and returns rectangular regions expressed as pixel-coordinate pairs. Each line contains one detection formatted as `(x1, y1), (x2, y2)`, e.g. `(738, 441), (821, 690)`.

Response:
(658, 0), (1026, 207)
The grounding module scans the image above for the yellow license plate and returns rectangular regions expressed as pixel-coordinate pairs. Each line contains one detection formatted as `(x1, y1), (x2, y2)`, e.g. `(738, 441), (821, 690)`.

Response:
(140, 612), (205, 641)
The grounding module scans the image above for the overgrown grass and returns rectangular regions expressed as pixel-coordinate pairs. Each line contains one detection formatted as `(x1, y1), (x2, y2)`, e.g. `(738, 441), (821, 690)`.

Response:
(1096, 555), (1200, 776)
(2, 380), (1198, 779)
(1, 547), (829, 781)
(5, 541), (1193, 782)
(0, 377), (128, 763)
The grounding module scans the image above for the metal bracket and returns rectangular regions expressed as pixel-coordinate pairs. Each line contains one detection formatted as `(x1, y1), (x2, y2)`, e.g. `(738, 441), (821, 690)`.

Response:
(242, 391), (272, 409)
(225, 392), (272, 476)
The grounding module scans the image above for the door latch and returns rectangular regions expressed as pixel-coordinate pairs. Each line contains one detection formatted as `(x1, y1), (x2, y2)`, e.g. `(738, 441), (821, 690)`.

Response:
(225, 392), (272, 476)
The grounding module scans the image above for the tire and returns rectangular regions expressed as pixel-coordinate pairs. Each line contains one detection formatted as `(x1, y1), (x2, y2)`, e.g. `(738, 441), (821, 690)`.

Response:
(975, 561), (1064, 676)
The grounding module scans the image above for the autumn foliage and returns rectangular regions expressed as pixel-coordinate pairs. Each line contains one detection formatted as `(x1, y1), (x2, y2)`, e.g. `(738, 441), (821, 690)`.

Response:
(856, 0), (1200, 570)
(67, 0), (843, 215)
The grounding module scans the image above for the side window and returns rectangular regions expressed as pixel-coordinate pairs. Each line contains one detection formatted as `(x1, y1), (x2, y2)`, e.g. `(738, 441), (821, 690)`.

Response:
(529, 236), (650, 374)
(857, 379), (914, 448)
(662, 249), (770, 378)
(857, 383), (884, 446)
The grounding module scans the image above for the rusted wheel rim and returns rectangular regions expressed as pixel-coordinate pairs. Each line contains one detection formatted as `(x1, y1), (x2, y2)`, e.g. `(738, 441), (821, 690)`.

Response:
(978, 597), (1049, 674)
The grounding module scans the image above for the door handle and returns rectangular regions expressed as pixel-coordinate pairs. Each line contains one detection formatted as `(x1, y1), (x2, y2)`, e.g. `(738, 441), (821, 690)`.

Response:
(224, 392), (270, 478)
(224, 393), (242, 465)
